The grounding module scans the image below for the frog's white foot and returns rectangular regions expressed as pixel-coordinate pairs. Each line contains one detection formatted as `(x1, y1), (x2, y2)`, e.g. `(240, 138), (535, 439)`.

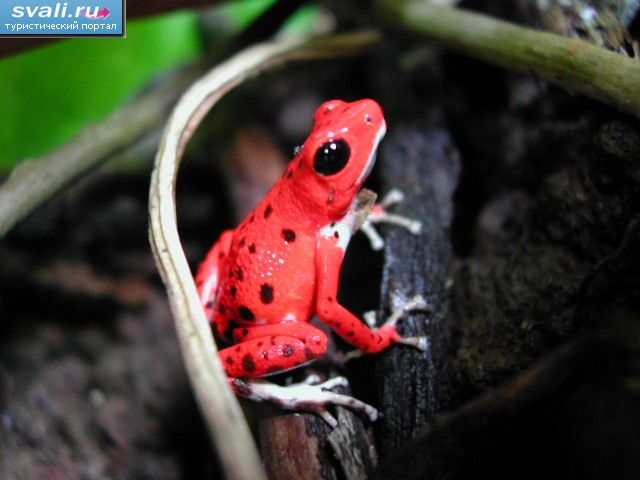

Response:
(384, 294), (431, 352)
(360, 189), (422, 251)
(232, 376), (378, 428)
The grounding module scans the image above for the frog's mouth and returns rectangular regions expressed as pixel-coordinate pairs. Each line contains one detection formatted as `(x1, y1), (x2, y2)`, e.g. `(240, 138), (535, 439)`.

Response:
(357, 123), (387, 186)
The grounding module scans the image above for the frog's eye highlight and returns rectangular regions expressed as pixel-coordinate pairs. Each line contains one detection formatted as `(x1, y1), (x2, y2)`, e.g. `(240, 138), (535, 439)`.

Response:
(314, 140), (351, 176)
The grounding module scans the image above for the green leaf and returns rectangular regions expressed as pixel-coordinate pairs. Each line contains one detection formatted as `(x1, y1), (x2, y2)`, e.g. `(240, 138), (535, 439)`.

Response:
(0, 11), (203, 171)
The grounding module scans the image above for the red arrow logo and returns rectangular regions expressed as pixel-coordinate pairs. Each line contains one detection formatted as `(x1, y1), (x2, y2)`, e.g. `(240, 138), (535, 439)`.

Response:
(95, 7), (110, 19)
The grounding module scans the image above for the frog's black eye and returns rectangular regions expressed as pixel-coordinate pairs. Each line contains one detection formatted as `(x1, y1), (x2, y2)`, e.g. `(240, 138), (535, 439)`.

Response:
(314, 140), (351, 176)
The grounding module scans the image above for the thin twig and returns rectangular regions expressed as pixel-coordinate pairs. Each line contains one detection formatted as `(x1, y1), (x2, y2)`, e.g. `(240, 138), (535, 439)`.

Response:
(375, 2), (640, 118)
(148, 31), (381, 480)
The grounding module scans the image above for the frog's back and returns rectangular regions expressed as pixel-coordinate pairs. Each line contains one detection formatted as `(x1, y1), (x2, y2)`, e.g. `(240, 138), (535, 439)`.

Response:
(213, 194), (317, 334)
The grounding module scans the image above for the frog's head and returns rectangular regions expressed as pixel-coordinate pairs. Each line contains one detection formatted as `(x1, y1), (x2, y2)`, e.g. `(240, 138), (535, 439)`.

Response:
(296, 99), (386, 220)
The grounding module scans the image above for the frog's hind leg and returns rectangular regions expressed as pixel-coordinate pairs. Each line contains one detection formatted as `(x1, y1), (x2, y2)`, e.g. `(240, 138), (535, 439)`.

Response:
(196, 229), (234, 324)
(222, 323), (377, 427)
(221, 322), (328, 377)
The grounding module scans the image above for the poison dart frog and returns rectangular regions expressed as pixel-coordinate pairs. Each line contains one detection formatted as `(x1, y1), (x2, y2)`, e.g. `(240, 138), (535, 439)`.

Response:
(196, 99), (428, 427)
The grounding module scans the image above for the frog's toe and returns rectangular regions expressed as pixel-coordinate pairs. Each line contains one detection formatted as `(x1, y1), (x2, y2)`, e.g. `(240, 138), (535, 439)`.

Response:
(380, 188), (405, 206)
(396, 335), (429, 352)
(407, 219), (423, 234)
(369, 210), (423, 235)
(363, 310), (377, 328)
(301, 374), (323, 385)
(360, 222), (385, 250)
(316, 376), (349, 390)
(318, 410), (339, 428)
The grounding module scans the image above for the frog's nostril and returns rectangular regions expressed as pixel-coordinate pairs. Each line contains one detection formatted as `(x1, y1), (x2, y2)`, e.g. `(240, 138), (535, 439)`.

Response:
(364, 114), (373, 124)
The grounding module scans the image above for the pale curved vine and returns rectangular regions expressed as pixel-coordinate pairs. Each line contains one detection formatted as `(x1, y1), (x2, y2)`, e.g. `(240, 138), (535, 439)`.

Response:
(148, 31), (381, 480)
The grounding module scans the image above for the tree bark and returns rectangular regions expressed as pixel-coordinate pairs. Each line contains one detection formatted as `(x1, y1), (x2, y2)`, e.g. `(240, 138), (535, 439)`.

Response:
(376, 126), (460, 453)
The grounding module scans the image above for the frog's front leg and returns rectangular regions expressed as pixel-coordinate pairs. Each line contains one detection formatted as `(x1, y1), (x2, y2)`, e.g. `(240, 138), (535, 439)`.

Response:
(315, 227), (428, 353)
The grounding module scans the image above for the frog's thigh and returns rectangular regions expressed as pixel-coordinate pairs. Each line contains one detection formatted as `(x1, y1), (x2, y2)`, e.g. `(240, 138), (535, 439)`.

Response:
(196, 229), (234, 322)
(220, 323), (328, 377)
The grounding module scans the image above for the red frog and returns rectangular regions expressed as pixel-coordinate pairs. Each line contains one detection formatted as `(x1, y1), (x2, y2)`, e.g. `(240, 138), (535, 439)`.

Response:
(196, 99), (428, 427)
